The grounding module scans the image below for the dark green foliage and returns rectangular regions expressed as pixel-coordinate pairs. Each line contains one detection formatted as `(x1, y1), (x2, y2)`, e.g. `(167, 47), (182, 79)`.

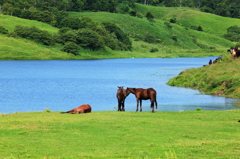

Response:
(102, 22), (132, 50)
(61, 42), (80, 55)
(76, 29), (104, 50)
(130, 10), (137, 16)
(59, 17), (81, 30)
(14, 25), (55, 46)
(172, 35), (178, 42)
(190, 25), (203, 31)
(170, 18), (177, 23)
(150, 48), (159, 53)
(0, 26), (8, 34)
(144, 34), (157, 43)
(224, 25), (240, 42)
(146, 11), (154, 21)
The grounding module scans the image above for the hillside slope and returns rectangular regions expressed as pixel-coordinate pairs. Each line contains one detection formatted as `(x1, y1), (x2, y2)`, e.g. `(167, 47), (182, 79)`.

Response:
(167, 56), (240, 98)
(0, 5), (239, 60)
(134, 3), (240, 37)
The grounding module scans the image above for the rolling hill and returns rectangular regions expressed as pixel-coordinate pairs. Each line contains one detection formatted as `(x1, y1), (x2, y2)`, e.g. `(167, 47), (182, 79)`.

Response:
(0, 4), (239, 60)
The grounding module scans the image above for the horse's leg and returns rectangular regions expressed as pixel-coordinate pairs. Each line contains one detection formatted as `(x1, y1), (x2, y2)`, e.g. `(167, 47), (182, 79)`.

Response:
(122, 100), (125, 111)
(136, 99), (139, 112)
(118, 100), (121, 111)
(155, 100), (158, 112)
(150, 101), (154, 113)
(140, 100), (142, 112)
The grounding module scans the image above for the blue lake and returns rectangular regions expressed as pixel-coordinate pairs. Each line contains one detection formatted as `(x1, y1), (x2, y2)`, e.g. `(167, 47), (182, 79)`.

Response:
(1, 58), (240, 114)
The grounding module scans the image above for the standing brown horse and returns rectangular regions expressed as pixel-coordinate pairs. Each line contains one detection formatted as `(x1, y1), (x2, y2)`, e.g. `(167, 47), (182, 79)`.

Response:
(116, 86), (129, 111)
(126, 88), (158, 113)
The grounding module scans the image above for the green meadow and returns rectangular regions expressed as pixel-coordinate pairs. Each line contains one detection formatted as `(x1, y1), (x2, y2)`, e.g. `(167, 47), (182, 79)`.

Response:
(1, 110), (240, 159)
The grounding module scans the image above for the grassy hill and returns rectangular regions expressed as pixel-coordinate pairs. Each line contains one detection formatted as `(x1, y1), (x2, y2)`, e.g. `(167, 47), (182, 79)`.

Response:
(167, 55), (240, 98)
(0, 4), (239, 60)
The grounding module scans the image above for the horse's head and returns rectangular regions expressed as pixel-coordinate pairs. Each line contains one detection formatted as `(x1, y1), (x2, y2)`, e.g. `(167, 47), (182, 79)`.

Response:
(228, 47), (237, 55)
(126, 88), (136, 95)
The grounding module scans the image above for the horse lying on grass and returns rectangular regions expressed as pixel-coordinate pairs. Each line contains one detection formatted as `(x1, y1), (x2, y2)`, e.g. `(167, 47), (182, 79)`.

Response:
(126, 87), (158, 113)
(61, 104), (91, 114)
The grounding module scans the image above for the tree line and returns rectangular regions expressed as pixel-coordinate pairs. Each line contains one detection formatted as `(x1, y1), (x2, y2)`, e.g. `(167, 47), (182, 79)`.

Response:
(1, 0), (239, 18)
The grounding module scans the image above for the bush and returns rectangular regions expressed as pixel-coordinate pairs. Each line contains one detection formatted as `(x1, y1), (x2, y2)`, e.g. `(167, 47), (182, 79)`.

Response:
(102, 22), (132, 50)
(172, 35), (177, 42)
(61, 42), (80, 55)
(14, 25), (55, 46)
(170, 18), (176, 23)
(0, 26), (8, 34)
(150, 48), (159, 53)
(224, 25), (240, 42)
(129, 10), (137, 16)
(146, 11), (154, 21)
(76, 29), (104, 50)
(144, 34), (157, 43)
(190, 25), (203, 31)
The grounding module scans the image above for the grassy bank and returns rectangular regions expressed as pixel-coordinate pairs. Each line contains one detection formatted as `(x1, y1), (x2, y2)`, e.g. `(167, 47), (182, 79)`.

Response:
(1, 111), (240, 158)
(167, 55), (240, 98)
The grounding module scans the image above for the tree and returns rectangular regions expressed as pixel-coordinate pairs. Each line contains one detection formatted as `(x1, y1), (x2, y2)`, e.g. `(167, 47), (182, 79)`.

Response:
(0, 26), (8, 34)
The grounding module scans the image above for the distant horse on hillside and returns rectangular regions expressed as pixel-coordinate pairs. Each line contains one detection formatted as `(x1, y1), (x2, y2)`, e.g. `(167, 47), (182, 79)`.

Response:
(116, 86), (129, 111)
(126, 88), (158, 113)
(228, 47), (240, 59)
(60, 104), (91, 114)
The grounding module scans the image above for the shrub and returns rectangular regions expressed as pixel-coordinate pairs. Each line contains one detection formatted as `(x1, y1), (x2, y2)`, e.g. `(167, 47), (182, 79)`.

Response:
(224, 25), (240, 42)
(0, 26), (8, 34)
(170, 18), (177, 23)
(130, 10), (137, 16)
(76, 29), (104, 50)
(172, 35), (177, 42)
(146, 11), (154, 21)
(144, 34), (157, 43)
(14, 25), (55, 46)
(190, 25), (203, 31)
(150, 48), (159, 53)
(61, 42), (80, 55)
(102, 22), (132, 50)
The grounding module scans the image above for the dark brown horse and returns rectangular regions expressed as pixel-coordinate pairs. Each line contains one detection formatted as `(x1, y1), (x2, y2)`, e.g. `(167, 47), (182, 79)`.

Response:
(228, 47), (240, 59)
(116, 86), (129, 111)
(126, 88), (158, 113)
(60, 104), (92, 114)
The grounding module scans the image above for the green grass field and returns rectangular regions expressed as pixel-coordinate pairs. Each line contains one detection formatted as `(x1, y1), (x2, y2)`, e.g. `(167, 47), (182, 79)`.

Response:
(1, 110), (240, 159)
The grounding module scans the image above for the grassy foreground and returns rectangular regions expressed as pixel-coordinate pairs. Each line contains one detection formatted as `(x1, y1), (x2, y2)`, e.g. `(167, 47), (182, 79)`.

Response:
(1, 111), (240, 159)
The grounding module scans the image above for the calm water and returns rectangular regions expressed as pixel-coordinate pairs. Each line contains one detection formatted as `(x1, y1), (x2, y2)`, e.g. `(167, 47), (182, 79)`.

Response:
(1, 58), (240, 114)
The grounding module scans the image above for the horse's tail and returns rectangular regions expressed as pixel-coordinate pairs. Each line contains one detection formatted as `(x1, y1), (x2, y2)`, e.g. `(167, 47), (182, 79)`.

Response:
(60, 111), (71, 114)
